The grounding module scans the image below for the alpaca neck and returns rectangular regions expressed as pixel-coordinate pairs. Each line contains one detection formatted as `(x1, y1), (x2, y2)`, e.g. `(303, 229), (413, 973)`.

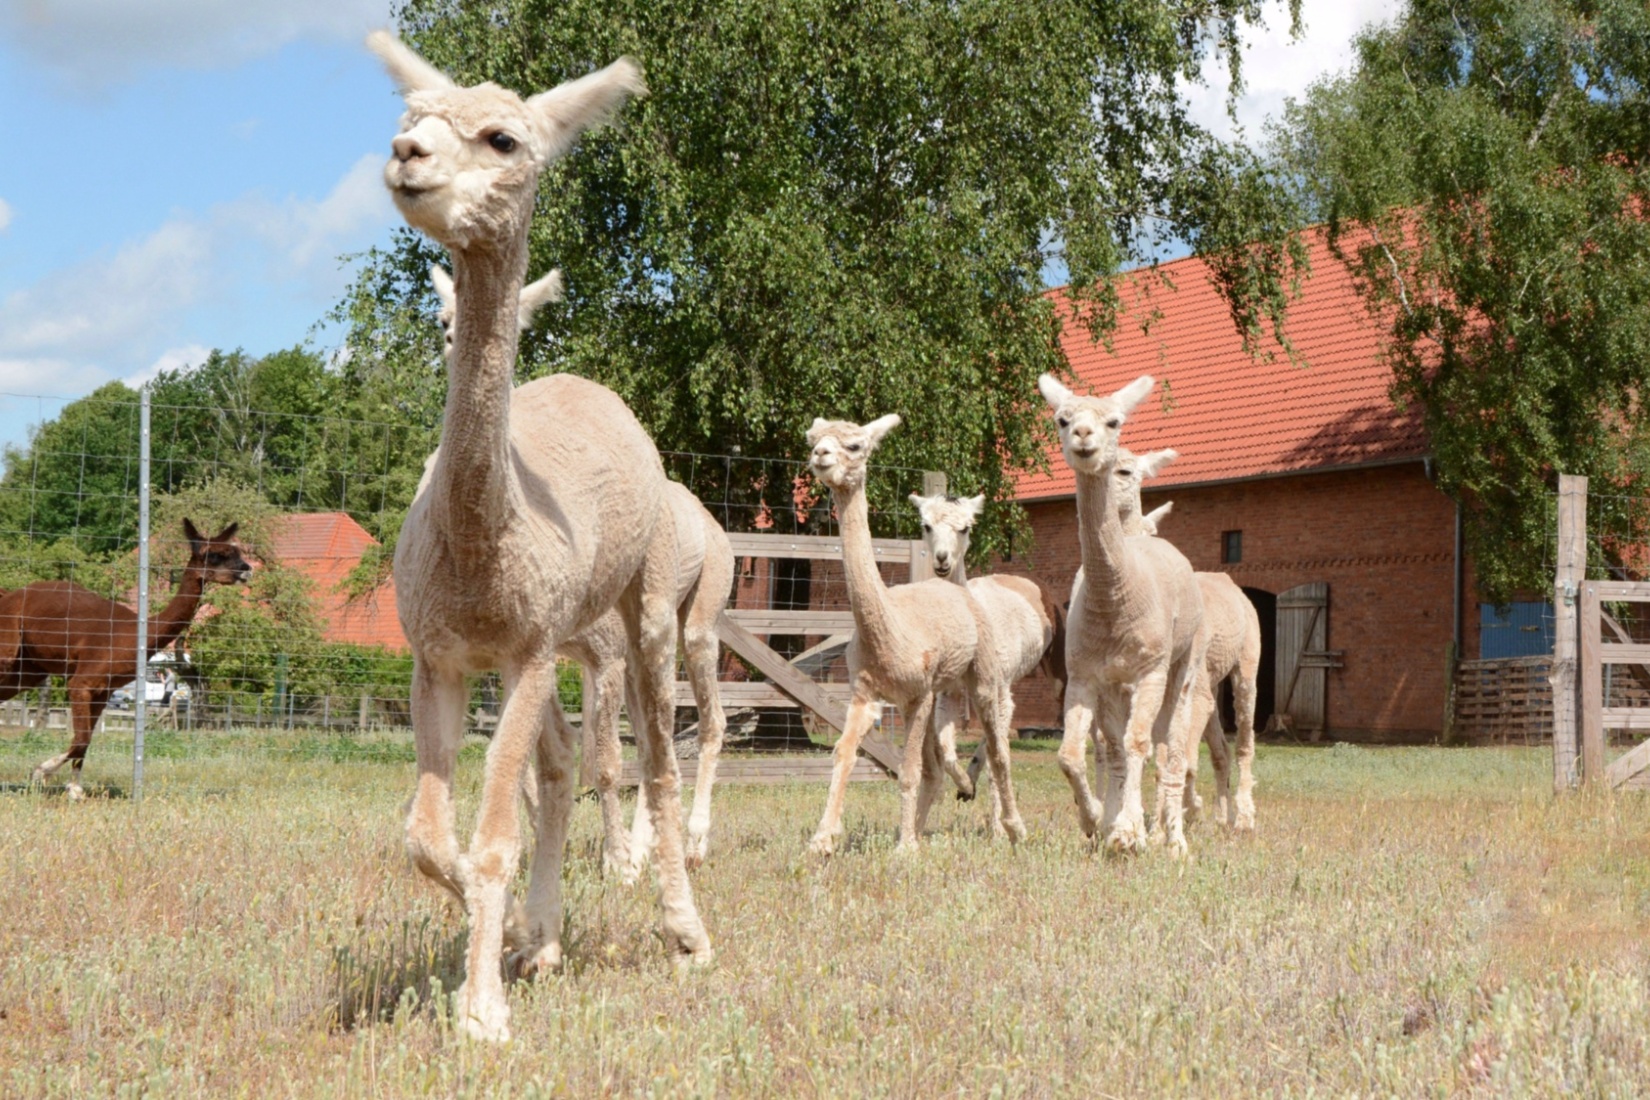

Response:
(146, 571), (206, 654)
(949, 557), (969, 583)
(834, 484), (898, 657)
(432, 244), (529, 555)
(1075, 465), (1131, 609)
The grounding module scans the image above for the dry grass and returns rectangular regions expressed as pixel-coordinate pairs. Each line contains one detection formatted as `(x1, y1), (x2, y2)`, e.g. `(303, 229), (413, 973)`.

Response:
(1, 731), (1648, 1097)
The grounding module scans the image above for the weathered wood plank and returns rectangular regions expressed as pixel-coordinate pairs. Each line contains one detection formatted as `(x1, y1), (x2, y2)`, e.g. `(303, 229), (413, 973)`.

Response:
(726, 532), (913, 563)
(1593, 581), (1650, 601)
(1600, 643), (1650, 665)
(673, 681), (851, 708)
(1580, 582), (1605, 785)
(724, 610), (858, 635)
(616, 755), (885, 786)
(1605, 732), (1650, 787)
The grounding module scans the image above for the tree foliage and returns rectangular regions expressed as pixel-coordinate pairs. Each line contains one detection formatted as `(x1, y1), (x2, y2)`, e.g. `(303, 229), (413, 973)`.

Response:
(337, 0), (1307, 555)
(1275, 0), (1650, 601)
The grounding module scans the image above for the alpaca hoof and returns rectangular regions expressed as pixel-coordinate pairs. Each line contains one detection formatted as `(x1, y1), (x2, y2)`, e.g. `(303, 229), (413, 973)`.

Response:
(65, 784), (86, 802)
(601, 846), (631, 880)
(892, 837), (920, 856)
(1233, 811), (1256, 833)
(670, 941), (715, 975)
(511, 942), (564, 981)
(807, 832), (837, 857)
(1001, 816), (1027, 844)
(455, 988), (512, 1043)
(619, 857), (646, 888)
(955, 787), (975, 803)
(684, 833), (709, 871)
(1104, 820), (1148, 855)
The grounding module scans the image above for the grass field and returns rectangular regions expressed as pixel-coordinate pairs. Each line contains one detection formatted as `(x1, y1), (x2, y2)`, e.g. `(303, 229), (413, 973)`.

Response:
(2, 729), (1649, 1097)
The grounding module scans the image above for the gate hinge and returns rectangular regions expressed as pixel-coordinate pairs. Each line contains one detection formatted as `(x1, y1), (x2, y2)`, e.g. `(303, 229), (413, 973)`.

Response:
(1560, 580), (1578, 607)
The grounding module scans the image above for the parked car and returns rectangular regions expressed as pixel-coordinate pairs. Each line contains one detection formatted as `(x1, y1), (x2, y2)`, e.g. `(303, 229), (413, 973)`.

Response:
(110, 652), (191, 709)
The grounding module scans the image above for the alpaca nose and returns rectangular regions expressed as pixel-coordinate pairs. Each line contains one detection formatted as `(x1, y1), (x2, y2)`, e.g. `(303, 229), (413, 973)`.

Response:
(1072, 424), (1093, 442)
(392, 131), (432, 162)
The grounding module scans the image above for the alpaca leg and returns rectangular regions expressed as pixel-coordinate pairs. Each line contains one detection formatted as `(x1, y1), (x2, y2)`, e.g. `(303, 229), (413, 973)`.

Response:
(977, 686), (1026, 843)
(1106, 671), (1167, 854)
(455, 659), (555, 1043)
(622, 568), (712, 968)
(1232, 665), (1259, 831)
(914, 720), (945, 835)
(1095, 692), (1130, 837)
(1180, 673), (1219, 829)
(404, 659), (469, 904)
(934, 691), (975, 800)
(1205, 705), (1233, 827)
(810, 696), (878, 855)
(51, 685), (103, 801)
(583, 655), (633, 877)
(514, 684), (580, 979)
(622, 671), (658, 884)
(1154, 657), (1201, 857)
(895, 693), (936, 851)
(1054, 678), (1104, 838)
(682, 616), (726, 870)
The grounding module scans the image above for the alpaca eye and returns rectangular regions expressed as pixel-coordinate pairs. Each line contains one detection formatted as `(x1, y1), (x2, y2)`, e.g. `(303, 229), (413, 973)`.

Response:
(1106, 418), (1121, 429)
(846, 443), (862, 453)
(960, 527), (970, 536)
(1056, 417), (1069, 429)
(921, 524), (931, 533)
(488, 132), (518, 153)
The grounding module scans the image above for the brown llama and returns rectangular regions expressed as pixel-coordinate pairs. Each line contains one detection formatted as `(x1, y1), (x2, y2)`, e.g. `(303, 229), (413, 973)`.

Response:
(0, 519), (250, 798)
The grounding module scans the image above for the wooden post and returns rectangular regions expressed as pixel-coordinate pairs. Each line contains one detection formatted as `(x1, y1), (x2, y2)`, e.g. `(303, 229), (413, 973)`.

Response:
(922, 471), (947, 497)
(1550, 474), (1586, 791)
(1579, 581), (1605, 785)
(359, 691), (370, 733)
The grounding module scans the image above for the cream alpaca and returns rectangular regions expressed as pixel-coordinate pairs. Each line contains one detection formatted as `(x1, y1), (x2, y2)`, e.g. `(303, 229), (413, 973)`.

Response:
(1115, 448), (1260, 832)
(431, 266), (734, 875)
(1039, 375), (1207, 854)
(370, 32), (709, 1043)
(806, 416), (1025, 853)
(909, 492), (1057, 831)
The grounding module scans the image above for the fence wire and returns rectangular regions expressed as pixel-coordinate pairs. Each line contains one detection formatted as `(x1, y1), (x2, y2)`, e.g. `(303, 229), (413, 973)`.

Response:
(0, 388), (928, 759)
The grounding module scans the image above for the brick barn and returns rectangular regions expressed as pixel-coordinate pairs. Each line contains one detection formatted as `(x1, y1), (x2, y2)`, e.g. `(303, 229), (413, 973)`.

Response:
(999, 235), (1495, 742)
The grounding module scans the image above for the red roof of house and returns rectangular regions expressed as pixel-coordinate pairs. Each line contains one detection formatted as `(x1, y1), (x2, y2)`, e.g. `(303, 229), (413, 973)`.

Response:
(1013, 230), (1427, 500)
(268, 512), (407, 652)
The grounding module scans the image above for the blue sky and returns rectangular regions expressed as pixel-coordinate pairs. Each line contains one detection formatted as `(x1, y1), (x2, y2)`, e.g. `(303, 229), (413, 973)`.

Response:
(0, 0), (1395, 453)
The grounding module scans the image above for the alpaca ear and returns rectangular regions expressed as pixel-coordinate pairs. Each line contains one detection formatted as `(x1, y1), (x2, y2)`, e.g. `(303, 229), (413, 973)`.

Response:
(214, 522), (239, 542)
(528, 57), (647, 163)
(964, 494), (986, 519)
(863, 413), (902, 448)
(1140, 448), (1179, 478)
(182, 518), (203, 547)
(908, 493), (927, 511)
(366, 31), (456, 95)
(1113, 375), (1155, 415)
(1142, 501), (1173, 535)
(806, 417), (831, 445)
(1038, 374), (1073, 410)
(516, 270), (566, 330)
(430, 265), (455, 310)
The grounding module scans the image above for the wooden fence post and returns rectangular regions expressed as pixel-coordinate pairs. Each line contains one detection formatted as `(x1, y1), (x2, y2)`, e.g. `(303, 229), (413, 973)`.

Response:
(1551, 473), (1587, 791)
(1579, 581), (1605, 785)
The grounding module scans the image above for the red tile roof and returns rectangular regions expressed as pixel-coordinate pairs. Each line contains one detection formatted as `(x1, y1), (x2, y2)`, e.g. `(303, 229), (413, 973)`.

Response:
(268, 512), (407, 652)
(1013, 230), (1427, 500)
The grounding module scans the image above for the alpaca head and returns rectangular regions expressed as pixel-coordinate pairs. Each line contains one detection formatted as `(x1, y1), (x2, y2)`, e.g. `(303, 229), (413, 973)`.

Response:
(806, 414), (901, 493)
(908, 492), (984, 579)
(1113, 446), (1178, 529)
(1037, 374), (1154, 476)
(431, 264), (565, 355)
(181, 519), (252, 586)
(368, 31), (645, 251)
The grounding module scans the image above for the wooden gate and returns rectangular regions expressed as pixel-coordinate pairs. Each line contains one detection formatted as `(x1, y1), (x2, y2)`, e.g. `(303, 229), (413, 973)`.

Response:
(605, 530), (935, 784)
(1272, 582), (1342, 739)
(1577, 580), (1650, 789)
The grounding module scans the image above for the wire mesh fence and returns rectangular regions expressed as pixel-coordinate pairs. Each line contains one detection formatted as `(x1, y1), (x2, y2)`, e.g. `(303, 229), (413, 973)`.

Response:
(0, 387), (933, 773)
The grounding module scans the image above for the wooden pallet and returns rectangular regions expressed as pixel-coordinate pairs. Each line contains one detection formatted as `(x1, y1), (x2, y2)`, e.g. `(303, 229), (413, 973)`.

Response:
(1453, 656), (1553, 743)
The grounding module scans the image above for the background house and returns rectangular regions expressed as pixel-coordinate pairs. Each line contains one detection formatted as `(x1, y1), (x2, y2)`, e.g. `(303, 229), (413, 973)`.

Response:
(999, 234), (1488, 741)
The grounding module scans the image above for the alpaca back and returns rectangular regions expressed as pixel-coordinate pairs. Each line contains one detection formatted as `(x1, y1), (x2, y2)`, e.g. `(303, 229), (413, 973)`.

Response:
(1197, 572), (1260, 684)
(966, 574), (1054, 685)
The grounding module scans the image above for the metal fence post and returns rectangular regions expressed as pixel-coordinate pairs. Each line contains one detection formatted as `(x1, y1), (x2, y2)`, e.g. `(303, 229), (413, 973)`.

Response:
(133, 387), (151, 803)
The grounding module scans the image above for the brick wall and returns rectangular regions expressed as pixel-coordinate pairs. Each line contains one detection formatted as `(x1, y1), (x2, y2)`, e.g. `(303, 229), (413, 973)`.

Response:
(995, 461), (1478, 740)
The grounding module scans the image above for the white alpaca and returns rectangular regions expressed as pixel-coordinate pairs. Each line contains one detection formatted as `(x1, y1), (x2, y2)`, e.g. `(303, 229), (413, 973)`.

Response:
(1039, 374), (1207, 854)
(805, 416), (1026, 852)
(369, 32), (709, 1042)
(432, 265), (734, 876)
(1117, 462), (1260, 832)
(908, 493), (1060, 830)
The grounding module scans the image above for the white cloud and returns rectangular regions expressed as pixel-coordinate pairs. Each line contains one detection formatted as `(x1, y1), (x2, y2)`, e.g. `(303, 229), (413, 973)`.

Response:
(0, 152), (396, 382)
(0, 197), (12, 232)
(1, 0), (395, 89)
(1182, 0), (1403, 144)
(124, 343), (210, 388)
(0, 356), (107, 394)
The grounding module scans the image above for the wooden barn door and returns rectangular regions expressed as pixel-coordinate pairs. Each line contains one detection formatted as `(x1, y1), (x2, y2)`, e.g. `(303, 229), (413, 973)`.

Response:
(1274, 582), (1337, 739)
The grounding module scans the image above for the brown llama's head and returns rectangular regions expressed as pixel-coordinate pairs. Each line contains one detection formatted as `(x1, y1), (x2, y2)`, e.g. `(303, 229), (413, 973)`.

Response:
(181, 519), (252, 585)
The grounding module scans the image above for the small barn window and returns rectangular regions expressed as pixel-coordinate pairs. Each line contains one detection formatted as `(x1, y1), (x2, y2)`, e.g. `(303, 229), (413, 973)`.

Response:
(1221, 530), (1243, 564)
